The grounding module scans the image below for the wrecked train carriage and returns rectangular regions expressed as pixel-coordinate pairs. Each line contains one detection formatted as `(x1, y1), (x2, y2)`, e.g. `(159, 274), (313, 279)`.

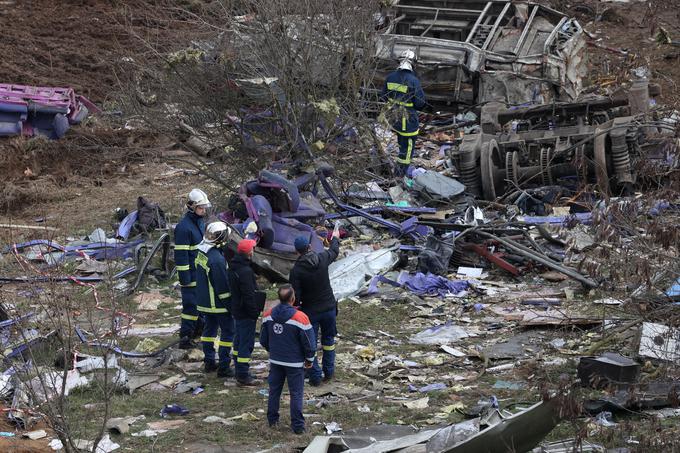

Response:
(449, 97), (674, 200)
(375, 0), (586, 107)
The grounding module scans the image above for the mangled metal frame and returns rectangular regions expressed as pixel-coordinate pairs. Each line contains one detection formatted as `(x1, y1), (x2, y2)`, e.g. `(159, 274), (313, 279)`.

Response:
(375, 0), (586, 106)
(448, 94), (655, 200)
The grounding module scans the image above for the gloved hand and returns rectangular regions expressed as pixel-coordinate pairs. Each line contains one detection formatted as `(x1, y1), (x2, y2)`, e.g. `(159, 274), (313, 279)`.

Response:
(304, 360), (313, 369)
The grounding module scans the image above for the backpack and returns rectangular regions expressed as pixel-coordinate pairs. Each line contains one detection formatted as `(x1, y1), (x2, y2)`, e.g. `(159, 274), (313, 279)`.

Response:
(135, 197), (167, 235)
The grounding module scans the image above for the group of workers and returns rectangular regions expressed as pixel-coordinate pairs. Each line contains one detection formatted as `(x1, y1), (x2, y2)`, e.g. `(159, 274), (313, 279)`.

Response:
(174, 189), (340, 433)
(170, 50), (423, 433)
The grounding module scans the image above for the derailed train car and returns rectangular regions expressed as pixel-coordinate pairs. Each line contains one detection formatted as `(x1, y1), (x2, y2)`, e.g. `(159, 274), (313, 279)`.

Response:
(375, 0), (587, 107)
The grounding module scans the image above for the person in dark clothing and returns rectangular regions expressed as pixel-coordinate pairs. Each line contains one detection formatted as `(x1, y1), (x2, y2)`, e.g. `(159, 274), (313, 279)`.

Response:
(288, 231), (340, 385)
(260, 285), (316, 434)
(174, 188), (211, 349)
(195, 222), (234, 378)
(227, 238), (262, 386)
(380, 49), (426, 177)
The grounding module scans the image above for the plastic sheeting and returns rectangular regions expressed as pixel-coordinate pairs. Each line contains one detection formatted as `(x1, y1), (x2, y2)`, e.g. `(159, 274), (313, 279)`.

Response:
(410, 322), (475, 345)
(329, 246), (399, 301)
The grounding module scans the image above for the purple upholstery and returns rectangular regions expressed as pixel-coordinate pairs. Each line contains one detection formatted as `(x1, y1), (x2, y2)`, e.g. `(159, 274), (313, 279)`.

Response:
(0, 83), (97, 138)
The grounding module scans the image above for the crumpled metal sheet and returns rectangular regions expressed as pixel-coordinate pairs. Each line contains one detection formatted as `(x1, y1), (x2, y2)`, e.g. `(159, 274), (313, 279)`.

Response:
(302, 436), (349, 453)
(441, 399), (562, 453)
(426, 419), (480, 452)
(329, 245), (399, 301)
(302, 400), (562, 453)
(345, 429), (439, 453)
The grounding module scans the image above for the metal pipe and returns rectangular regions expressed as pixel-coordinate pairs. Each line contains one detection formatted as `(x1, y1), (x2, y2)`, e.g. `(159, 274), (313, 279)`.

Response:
(482, 2), (511, 50)
(513, 5), (539, 55)
(475, 230), (598, 288)
(465, 1), (492, 44)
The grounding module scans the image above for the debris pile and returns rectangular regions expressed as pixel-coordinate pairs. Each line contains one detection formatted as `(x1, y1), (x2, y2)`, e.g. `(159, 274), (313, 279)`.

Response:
(0, 0), (679, 452)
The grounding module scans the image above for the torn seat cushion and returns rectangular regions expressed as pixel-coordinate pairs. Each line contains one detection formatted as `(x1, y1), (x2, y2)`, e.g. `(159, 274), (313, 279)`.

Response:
(270, 215), (324, 254)
(250, 195), (274, 248)
(258, 170), (301, 212)
(277, 192), (325, 221)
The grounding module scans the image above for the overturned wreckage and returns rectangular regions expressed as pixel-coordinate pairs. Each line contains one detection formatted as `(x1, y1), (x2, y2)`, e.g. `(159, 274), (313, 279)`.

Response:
(0, 83), (98, 139)
(376, 0), (586, 106)
(449, 93), (676, 200)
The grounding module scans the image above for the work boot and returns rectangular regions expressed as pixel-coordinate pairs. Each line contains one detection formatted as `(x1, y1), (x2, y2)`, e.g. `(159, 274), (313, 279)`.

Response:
(204, 362), (218, 373)
(322, 374), (333, 384)
(217, 367), (234, 378)
(293, 427), (306, 435)
(236, 375), (258, 387)
(178, 338), (198, 350)
(308, 377), (322, 387)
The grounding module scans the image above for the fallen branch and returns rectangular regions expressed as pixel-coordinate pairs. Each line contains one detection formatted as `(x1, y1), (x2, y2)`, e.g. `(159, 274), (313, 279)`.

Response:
(0, 223), (57, 231)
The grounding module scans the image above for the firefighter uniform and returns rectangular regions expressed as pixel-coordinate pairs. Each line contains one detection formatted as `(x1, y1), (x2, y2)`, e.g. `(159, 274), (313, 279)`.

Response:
(381, 68), (426, 175)
(195, 242), (234, 375)
(174, 210), (205, 342)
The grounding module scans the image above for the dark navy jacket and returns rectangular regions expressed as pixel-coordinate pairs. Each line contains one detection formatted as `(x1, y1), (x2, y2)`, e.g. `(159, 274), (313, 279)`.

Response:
(194, 243), (230, 314)
(260, 303), (316, 368)
(227, 254), (260, 320)
(381, 69), (426, 134)
(174, 211), (205, 287)
(289, 237), (340, 315)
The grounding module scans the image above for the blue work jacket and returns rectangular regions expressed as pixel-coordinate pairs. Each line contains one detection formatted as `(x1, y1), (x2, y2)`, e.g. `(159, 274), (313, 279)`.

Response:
(381, 69), (426, 135)
(194, 243), (231, 314)
(174, 211), (205, 287)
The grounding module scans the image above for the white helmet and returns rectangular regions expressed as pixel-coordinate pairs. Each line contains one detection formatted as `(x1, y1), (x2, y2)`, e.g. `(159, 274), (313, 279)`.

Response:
(398, 49), (415, 71)
(204, 221), (230, 246)
(187, 188), (211, 211)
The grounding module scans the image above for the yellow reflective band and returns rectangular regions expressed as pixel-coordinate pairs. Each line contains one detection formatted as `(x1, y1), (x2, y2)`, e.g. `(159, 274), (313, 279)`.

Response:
(218, 341), (233, 347)
(218, 292), (231, 300)
(197, 306), (227, 314)
(388, 98), (414, 107)
(181, 282), (196, 288)
(232, 351), (238, 356)
(322, 345), (336, 351)
(195, 252), (209, 271)
(176, 265), (190, 271)
(200, 336), (216, 342)
(402, 115), (406, 131)
(175, 244), (198, 251)
(387, 82), (409, 93)
(236, 357), (251, 363)
(181, 314), (198, 321)
(396, 129), (419, 137)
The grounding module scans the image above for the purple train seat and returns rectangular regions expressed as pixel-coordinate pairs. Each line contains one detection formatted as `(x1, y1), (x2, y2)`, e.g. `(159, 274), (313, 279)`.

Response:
(0, 83), (99, 138)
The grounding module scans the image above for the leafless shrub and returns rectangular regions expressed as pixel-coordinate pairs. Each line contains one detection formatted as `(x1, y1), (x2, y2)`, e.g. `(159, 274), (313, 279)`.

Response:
(0, 228), (131, 452)
(116, 0), (384, 188)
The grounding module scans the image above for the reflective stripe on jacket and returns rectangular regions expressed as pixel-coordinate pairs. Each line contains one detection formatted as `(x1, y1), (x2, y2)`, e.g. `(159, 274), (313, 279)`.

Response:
(260, 303), (316, 367)
(381, 69), (426, 135)
(195, 243), (230, 314)
(174, 211), (204, 287)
